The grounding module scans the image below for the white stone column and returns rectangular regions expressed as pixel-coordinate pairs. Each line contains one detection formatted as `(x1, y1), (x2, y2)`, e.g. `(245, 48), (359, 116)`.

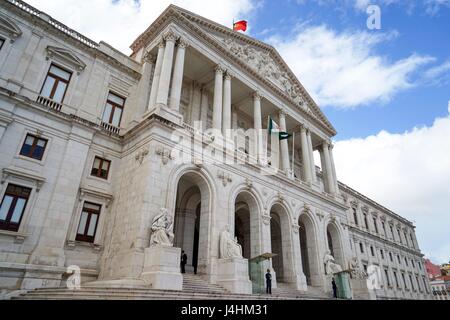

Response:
(148, 41), (165, 111)
(300, 125), (312, 183)
(232, 105), (238, 129)
(322, 141), (336, 195)
(279, 110), (291, 174)
(253, 92), (264, 164)
(307, 129), (316, 183)
(200, 86), (209, 131)
(222, 72), (232, 136)
(169, 38), (188, 112)
(190, 82), (202, 127)
(133, 51), (154, 121)
(212, 65), (224, 131)
(156, 30), (178, 107)
(328, 143), (339, 193)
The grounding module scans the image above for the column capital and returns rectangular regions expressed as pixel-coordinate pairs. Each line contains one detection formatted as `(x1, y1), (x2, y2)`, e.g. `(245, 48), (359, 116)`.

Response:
(253, 91), (262, 101)
(215, 64), (225, 75)
(278, 108), (286, 117)
(300, 123), (309, 132)
(224, 71), (232, 81)
(142, 51), (155, 64)
(163, 29), (179, 42)
(178, 38), (189, 49)
(157, 38), (166, 49)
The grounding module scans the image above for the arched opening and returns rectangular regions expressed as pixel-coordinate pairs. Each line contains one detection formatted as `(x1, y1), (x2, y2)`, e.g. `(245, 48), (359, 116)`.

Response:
(235, 203), (250, 260)
(173, 172), (211, 275)
(298, 213), (321, 287)
(326, 223), (345, 268)
(269, 203), (294, 284)
(270, 213), (284, 279)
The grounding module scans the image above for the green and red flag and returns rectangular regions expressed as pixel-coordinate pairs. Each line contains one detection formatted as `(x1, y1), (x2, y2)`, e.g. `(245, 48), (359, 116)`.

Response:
(233, 20), (248, 32)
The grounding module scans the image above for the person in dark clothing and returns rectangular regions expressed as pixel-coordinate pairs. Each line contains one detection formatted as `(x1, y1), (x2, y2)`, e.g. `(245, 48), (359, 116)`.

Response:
(265, 269), (272, 294)
(181, 251), (188, 274)
(332, 278), (338, 299)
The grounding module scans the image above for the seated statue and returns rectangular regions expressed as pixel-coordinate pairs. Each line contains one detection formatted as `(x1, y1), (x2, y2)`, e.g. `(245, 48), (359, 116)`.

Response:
(324, 250), (343, 275)
(219, 225), (243, 259)
(349, 257), (368, 280)
(150, 208), (174, 247)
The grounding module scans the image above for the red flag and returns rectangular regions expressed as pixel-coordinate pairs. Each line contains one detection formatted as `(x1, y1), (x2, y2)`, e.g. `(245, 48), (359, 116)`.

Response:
(233, 20), (247, 32)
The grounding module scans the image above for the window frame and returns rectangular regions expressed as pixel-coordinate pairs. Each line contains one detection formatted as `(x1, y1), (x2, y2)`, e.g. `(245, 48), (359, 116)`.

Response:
(0, 38), (5, 50)
(0, 184), (32, 232)
(90, 156), (111, 180)
(39, 63), (73, 104)
(19, 133), (48, 161)
(102, 92), (126, 127)
(75, 202), (102, 243)
(352, 207), (358, 225)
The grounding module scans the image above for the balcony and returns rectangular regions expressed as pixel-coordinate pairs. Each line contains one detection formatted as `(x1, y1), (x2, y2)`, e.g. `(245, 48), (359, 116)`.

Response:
(101, 121), (121, 135)
(36, 95), (63, 111)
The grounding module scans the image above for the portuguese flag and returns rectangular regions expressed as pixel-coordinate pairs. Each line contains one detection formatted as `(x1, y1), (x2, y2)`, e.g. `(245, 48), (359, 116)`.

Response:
(233, 20), (248, 32)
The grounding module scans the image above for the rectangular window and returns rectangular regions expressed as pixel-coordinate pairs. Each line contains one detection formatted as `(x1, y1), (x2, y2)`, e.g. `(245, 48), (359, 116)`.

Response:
(409, 275), (415, 291)
(360, 242), (364, 253)
(40, 64), (72, 103)
(380, 249), (384, 259)
(385, 269), (391, 286)
(397, 228), (401, 242)
(102, 92), (125, 127)
(393, 271), (399, 287)
(416, 276), (421, 291)
(0, 38), (4, 50)
(397, 255), (401, 264)
(389, 252), (393, 262)
(90, 157), (111, 180)
(390, 225), (394, 238)
(411, 260), (415, 268)
(352, 208), (358, 225)
(405, 257), (408, 266)
(363, 264), (367, 273)
(373, 217), (378, 234)
(19, 134), (48, 160)
(370, 246), (375, 257)
(0, 184), (32, 232)
(402, 273), (407, 289)
(364, 214), (369, 229)
(76, 202), (101, 243)
(382, 221), (386, 236)
(423, 276), (429, 293)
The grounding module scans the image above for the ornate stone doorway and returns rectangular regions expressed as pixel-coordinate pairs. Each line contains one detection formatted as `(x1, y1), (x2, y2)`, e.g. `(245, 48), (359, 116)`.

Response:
(298, 213), (322, 287)
(326, 223), (345, 268)
(270, 214), (284, 280)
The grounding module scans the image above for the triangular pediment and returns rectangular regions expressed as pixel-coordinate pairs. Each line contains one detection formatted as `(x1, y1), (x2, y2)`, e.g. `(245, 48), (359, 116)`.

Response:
(0, 13), (22, 41)
(45, 46), (86, 72)
(130, 5), (336, 135)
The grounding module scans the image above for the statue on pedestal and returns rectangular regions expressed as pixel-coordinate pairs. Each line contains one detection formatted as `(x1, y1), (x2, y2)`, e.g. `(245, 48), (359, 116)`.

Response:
(219, 225), (243, 259)
(150, 208), (174, 246)
(324, 250), (343, 275)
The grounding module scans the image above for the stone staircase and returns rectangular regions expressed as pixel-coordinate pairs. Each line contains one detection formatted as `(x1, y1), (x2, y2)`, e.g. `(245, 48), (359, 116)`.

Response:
(11, 275), (330, 300)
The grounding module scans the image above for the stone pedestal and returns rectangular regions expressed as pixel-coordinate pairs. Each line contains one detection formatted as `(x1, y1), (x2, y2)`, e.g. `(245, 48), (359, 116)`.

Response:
(350, 278), (372, 300)
(140, 245), (183, 291)
(216, 258), (252, 294)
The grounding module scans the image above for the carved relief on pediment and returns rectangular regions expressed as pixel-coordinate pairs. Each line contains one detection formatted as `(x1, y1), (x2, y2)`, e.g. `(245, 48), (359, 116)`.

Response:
(222, 38), (307, 108)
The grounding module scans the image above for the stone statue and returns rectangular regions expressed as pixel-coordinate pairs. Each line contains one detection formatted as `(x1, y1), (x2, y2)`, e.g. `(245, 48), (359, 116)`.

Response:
(219, 225), (243, 259)
(150, 208), (174, 247)
(324, 250), (343, 275)
(349, 257), (368, 280)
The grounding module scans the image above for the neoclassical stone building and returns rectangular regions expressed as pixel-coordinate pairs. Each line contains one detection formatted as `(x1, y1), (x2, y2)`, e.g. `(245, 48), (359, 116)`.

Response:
(0, 0), (432, 299)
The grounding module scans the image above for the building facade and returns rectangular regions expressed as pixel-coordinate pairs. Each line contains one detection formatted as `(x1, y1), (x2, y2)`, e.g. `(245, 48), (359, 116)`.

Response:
(0, 0), (432, 299)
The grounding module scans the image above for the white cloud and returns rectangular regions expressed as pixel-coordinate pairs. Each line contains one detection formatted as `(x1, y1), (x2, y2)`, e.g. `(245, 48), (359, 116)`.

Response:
(267, 25), (433, 109)
(423, 60), (450, 86)
(25, 0), (258, 54)
(333, 101), (450, 264)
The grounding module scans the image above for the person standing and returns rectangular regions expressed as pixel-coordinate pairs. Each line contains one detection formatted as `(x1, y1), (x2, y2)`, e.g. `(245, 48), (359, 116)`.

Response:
(266, 269), (272, 294)
(332, 278), (338, 299)
(181, 250), (188, 274)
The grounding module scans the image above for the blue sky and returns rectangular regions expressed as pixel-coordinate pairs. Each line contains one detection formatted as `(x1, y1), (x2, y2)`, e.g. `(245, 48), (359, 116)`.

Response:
(26, 0), (450, 263)
(246, 0), (450, 140)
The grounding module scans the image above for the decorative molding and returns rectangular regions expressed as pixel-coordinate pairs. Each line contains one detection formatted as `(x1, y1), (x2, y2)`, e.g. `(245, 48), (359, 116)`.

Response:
(135, 146), (150, 165)
(155, 147), (173, 165)
(217, 170), (232, 187)
(0, 13), (22, 42)
(292, 223), (300, 233)
(45, 46), (86, 72)
(316, 209), (324, 222)
(244, 178), (253, 190)
(1, 167), (45, 192)
(142, 50), (155, 63)
(79, 187), (113, 207)
(163, 28), (179, 42)
(261, 212), (271, 225)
